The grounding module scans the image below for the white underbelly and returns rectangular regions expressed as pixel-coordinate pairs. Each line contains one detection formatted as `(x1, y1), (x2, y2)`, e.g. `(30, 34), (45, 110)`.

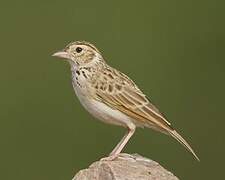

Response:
(83, 97), (133, 127)
(74, 86), (134, 127)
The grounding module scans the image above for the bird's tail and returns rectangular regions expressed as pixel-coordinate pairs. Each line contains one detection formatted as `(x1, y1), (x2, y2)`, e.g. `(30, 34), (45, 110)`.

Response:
(169, 130), (200, 161)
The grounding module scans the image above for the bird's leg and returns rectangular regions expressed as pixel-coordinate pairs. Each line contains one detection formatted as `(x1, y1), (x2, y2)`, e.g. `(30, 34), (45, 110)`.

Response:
(110, 130), (131, 155)
(102, 124), (136, 161)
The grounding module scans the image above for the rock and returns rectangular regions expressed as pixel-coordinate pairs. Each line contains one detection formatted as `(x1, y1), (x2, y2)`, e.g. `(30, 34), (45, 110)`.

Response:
(73, 153), (179, 180)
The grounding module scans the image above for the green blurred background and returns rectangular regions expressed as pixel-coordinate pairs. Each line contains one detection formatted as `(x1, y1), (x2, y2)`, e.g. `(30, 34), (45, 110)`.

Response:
(0, 0), (224, 179)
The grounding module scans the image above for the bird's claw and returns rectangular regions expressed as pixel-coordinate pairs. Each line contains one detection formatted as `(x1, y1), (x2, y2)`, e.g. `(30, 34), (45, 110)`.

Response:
(100, 154), (119, 161)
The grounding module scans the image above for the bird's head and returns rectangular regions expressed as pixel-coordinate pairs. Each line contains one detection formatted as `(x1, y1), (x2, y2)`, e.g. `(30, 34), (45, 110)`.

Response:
(52, 41), (104, 67)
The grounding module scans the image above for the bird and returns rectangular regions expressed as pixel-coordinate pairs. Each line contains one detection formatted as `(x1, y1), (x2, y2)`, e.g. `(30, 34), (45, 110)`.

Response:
(52, 41), (199, 161)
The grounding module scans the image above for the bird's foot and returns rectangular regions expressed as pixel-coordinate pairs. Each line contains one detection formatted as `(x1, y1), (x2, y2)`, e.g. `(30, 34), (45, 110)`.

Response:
(100, 154), (119, 161)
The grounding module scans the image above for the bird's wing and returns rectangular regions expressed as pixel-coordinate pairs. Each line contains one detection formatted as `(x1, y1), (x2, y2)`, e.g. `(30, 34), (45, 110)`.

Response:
(93, 68), (199, 160)
(92, 67), (200, 161)
(92, 67), (173, 132)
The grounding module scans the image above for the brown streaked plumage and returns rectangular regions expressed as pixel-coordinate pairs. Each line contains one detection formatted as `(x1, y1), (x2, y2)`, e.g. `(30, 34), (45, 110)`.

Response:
(52, 41), (200, 161)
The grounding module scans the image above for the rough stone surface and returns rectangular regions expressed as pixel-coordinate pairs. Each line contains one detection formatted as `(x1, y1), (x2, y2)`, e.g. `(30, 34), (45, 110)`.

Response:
(73, 153), (179, 180)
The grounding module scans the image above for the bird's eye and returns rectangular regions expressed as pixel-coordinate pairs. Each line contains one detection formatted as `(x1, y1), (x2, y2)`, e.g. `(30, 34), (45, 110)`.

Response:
(75, 47), (83, 53)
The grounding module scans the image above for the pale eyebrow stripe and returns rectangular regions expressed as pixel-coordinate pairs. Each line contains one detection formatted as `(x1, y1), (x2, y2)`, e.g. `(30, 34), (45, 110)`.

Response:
(76, 41), (99, 52)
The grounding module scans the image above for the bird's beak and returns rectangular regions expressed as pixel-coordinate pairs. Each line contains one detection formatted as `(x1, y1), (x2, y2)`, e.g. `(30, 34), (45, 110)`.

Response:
(52, 50), (71, 59)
